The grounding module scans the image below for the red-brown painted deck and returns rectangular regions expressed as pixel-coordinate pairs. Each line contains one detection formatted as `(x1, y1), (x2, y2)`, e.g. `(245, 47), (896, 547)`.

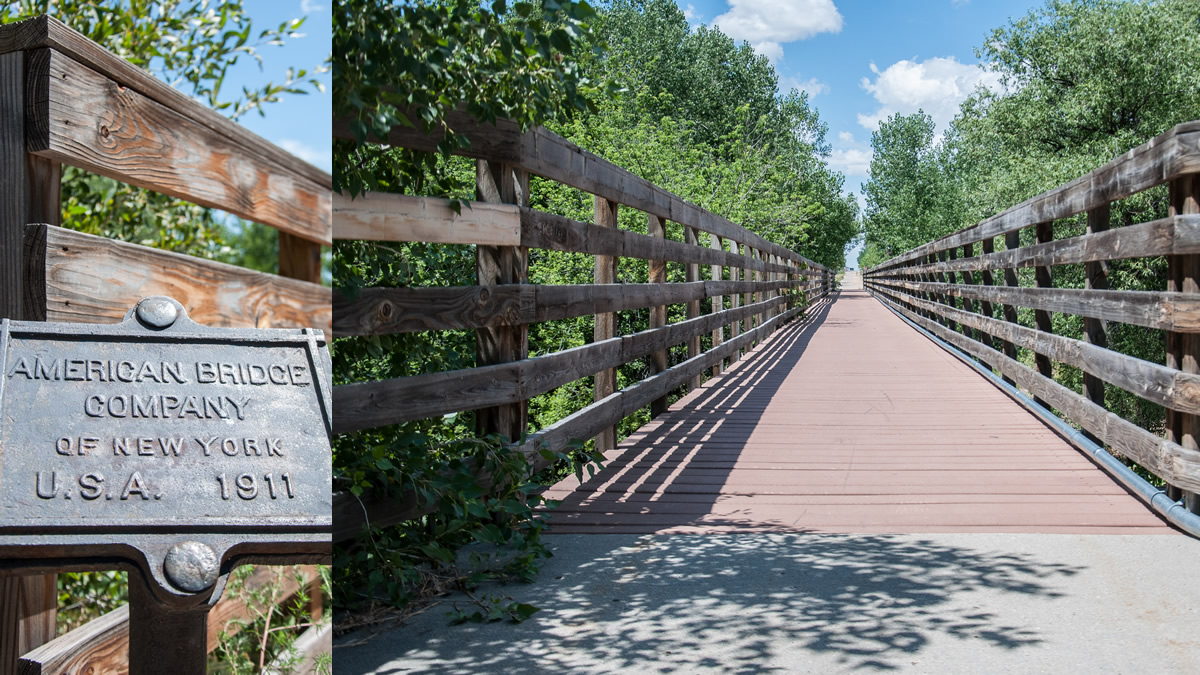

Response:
(541, 290), (1174, 534)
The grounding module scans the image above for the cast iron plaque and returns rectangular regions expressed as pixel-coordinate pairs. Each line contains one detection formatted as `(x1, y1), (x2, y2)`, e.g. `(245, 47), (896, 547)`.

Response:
(0, 297), (331, 603)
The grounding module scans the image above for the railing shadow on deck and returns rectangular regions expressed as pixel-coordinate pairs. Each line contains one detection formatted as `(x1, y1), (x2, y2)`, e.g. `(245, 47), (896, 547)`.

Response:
(336, 531), (1084, 672)
(541, 292), (839, 532)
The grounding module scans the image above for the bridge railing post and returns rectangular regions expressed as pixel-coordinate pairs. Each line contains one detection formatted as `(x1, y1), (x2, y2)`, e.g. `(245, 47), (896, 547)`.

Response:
(685, 226), (702, 392)
(648, 213), (669, 417)
(1168, 175), (1200, 513)
(710, 234), (725, 377)
(1032, 220), (1055, 409)
(1082, 205), (1109, 445)
(593, 194), (618, 452)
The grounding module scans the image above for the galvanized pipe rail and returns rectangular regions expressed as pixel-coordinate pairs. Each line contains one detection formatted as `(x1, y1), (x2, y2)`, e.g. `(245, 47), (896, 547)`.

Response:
(331, 108), (832, 542)
(863, 120), (1200, 527)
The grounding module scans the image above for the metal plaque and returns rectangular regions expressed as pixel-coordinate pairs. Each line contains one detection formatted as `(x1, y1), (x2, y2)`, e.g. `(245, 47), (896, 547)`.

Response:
(0, 297), (331, 604)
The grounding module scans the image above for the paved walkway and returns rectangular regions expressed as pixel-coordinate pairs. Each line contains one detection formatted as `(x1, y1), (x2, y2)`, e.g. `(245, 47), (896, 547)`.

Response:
(541, 290), (1170, 534)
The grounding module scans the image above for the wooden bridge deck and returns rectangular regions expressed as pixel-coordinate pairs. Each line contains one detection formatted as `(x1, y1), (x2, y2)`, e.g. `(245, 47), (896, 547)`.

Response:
(541, 290), (1174, 535)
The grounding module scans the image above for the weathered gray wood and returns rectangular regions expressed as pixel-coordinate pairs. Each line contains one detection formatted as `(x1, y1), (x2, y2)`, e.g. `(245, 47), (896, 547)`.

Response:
(475, 161), (528, 443)
(648, 213), (669, 416)
(880, 285), (1200, 416)
(331, 105), (828, 273)
(333, 279), (802, 336)
(978, 238), (999, 349)
(594, 195), (618, 451)
(869, 278), (1200, 334)
(886, 215), (1199, 278)
(874, 288), (1200, 493)
(27, 47), (331, 244)
(710, 234), (724, 377)
(331, 295), (790, 433)
(16, 602), (127, 675)
(1171, 174), (1200, 512)
(333, 191), (522, 245)
(332, 303), (805, 539)
(1083, 204), (1111, 441)
(685, 226), (701, 390)
(868, 120), (1200, 272)
(1, 51), (25, 323)
(29, 225), (332, 335)
(1034, 222), (1055, 401)
(520, 208), (797, 275)
(0, 15), (329, 188)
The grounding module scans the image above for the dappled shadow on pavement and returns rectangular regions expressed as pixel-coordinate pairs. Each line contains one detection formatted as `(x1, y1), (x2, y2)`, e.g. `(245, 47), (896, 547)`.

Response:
(336, 532), (1083, 673)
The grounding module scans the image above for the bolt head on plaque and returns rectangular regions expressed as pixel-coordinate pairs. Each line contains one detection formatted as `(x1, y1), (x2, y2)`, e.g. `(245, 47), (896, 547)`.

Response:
(163, 541), (220, 593)
(135, 296), (179, 329)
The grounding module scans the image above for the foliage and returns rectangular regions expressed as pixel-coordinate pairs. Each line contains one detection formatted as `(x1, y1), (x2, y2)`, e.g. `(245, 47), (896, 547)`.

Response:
(0, 0), (329, 266)
(332, 0), (858, 625)
(859, 0), (1200, 484)
(333, 0), (615, 197)
(56, 571), (126, 635)
(208, 565), (332, 674)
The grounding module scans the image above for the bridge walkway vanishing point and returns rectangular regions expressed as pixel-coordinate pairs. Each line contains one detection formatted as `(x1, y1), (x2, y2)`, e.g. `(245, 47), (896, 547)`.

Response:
(539, 290), (1174, 535)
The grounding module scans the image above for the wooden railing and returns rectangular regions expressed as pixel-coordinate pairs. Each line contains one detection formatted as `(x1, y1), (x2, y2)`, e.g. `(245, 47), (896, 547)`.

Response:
(863, 120), (1200, 511)
(332, 107), (833, 541)
(0, 14), (331, 671)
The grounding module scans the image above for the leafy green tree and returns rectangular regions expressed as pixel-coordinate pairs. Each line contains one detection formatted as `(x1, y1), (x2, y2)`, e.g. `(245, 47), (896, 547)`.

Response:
(1, 0), (328, 262)
(860, 111), (945, 259)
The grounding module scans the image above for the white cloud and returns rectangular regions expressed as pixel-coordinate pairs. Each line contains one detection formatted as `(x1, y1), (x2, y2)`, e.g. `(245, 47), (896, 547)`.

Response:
(713, 0), (843, 63)
(837, 131), (856, 143)
(301, 0), (324, 14)
(683, 4), (699, 21)
(782, 76), (829, 98)
(827, 147), (872, 176)
(278, 139), (332, 172)
(857, 56), (1001, 134)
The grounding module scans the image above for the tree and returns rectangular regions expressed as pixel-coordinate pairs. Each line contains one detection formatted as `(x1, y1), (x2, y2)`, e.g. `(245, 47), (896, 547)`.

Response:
(1, 0), (328, 263)
(860, 111), (944, 260)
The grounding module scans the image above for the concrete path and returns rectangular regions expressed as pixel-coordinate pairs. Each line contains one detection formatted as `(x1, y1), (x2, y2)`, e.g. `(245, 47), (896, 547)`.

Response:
(336, 532), (1200, 673)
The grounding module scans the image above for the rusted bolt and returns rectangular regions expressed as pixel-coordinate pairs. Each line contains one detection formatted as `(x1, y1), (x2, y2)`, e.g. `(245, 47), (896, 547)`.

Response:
(163, 541), (219, 593)
(135, 296), (178, 329)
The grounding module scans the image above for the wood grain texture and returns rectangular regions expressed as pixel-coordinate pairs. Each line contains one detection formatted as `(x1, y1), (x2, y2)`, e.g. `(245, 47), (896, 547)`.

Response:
(877, 285), (1200, 416)
(685, 226), (701, 391)
(866, 120), (1200, 273)
(1, 51), (25, 322)
(648, 213), (669, 416)
(27, 48), (331, 245)
(1083, 205), (1111, 428)
(869, 277), (1200, 333)
(593, 195), (618, 451)
(279, 232), (322, 283)
(17, 604), (127, 675)
(332, 106), (827, 273)
(333, 191), (521, 245)
(32, 225), (331, 335)
(872, 288), (1200, 492)
(333, 279), (802, 336)
(332, 295), (790, 433)
(0, 16), (330, 189)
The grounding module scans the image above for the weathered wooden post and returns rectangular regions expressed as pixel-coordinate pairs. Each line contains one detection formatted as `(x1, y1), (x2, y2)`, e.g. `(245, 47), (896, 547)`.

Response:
(0, 48), (61, 672)
(685, 226), (701, 391)
(1082, 205), (1110, 444)
(709, 234), (724, 377)
(1168, 174), (1200, 512)
(999, 231), (1022, 386)
(594, 196), (618, 451)
(1033, 221), (1055, 408)
(476, 161), (529, 443)
(647, 214), (669, 417)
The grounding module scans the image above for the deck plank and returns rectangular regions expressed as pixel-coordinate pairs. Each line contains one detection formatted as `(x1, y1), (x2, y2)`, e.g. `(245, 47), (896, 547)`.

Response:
(540, 290), (1176, 535)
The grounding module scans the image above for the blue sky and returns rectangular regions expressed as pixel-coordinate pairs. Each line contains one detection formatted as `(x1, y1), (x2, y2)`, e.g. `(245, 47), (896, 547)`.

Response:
(677, 0), (1046, 267)
(219, 0), (332, 174)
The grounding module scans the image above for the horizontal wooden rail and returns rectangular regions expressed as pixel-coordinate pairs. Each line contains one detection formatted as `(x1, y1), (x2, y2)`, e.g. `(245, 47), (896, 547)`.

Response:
(18, 566), (322, 673)
(1, 16), (332, 245)
(331, 295), (828, 541)
(334, 295), (793, 433)
(333, 279), (803, 337)
(883, 214), (1200, 277)
(864, 118), (1200, 502)
(870, 291), (1200, 493)
(869, 277), (1200, 333)
(333, 107), (821, 269)
(869, 120), (1200, 273)
(24, 225), (332, 336)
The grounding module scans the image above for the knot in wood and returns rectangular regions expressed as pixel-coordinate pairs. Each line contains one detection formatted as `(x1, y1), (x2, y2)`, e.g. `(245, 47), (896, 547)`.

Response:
(100, 125), (110, 138)
(377, 300), (394, 321)
(479, 287), (491, 303)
